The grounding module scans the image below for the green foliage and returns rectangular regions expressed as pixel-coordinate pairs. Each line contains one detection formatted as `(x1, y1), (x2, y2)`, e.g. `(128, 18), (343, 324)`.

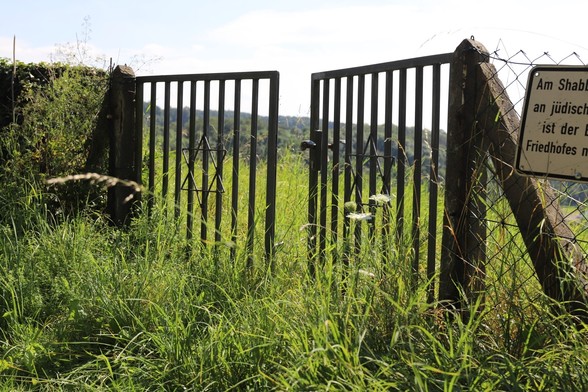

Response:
(0, 61), (108, 220)
(1, 44), (586, 390)
(0, 58), (52, 129)
(0, 155), (587, 391)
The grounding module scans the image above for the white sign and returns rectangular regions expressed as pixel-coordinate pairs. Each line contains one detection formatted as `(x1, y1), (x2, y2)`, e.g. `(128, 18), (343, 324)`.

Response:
(516, 65), (588, 182)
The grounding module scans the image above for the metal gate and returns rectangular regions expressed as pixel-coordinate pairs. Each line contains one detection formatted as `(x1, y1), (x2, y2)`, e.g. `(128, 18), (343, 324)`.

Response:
(304, 54), (452, 293)
(134, 71), (279, 261)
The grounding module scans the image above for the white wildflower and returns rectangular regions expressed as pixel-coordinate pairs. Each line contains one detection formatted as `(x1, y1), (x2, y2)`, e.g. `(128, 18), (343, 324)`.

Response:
(369, 193), (392, 205)
(346, 212), (372, 221)
(358, 269), (376, 279)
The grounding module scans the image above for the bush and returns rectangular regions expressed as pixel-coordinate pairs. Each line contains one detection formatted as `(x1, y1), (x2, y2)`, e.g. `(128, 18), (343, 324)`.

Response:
(0, 60), (109, 222)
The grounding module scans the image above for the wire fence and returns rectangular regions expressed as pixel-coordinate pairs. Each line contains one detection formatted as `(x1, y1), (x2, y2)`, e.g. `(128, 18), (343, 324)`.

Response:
(458, 43), (588, 318)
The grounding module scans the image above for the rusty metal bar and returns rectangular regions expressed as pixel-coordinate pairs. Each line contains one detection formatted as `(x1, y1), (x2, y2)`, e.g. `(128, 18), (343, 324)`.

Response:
(215, 80), (225, 244)
(369, 73), (379, 237)
(382, 71), (393, 250)
(396, 69), (407, 244)
(148, 82), (157, 213)
(412, 66), (424, 281)
(354, 75), (365, 252)
(308, 77), (321, 275)
(319, 79), (330, 259)
(162, 82), (171, 201)
(427, 63), (442, 303)
(186, 81), (197, 241)
(312, 53), (453, 80)
(265, 73), (280, 261)
(137, 70), (278, 83)
(135, 82), (144, 186)
(383, 71), (393, 196)
(201, 80), (211, 243)
(231, 80), (241, 260)
(331, 78), (342, 252)
(175, 82), (183, 218)
(343, 76), (354, 266)
(246, 79), (259, 265)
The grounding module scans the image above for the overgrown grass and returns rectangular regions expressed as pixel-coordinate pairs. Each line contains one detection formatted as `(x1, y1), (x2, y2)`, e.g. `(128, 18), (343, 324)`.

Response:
(1, 155), (588, 391)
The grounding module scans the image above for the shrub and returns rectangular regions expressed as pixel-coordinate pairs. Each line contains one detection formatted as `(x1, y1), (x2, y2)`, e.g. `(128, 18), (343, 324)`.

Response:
(0, 60), (109, 222)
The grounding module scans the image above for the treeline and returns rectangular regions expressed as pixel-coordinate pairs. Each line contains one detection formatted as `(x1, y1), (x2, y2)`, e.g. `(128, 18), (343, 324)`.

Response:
(143, 103), (448, 176)
(142, 103), (308, 157)
(145, 105), (588, 205)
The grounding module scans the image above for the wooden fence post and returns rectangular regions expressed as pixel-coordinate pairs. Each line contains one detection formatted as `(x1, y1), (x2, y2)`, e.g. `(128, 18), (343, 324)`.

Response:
(441, 38), (588, 320)
(107, 65), (139, 226)
(439, 39), (489, 310)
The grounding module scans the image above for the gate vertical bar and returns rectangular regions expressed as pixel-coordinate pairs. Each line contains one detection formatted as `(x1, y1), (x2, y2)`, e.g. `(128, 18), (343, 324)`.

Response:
(343, 76), (354, 266)
(265, 73), (280, 261)
(308, 77), (320, 275)
(331, 78), (342, 256)
(175, 82), (184, 218)
(201, 80), (211, 244)
(354, 75), (365, 253)
(319, 79), (330, 259)
(162, 81), (171, 202)
(246, 79), (259, 266)
(186, 81), (197, 241)
(427, 63), (442, 303)
(369, 73), (379, 238)
(148, 83), (157, 214)
(382, 70), (393, 259)
(412, 66), (424, 280)
(383, 71), (393, 196)
(231, 80), (241, 260)
(396, 69), (407, 243)
(135, 82), (144, 187)
(215, 81), (225, 244)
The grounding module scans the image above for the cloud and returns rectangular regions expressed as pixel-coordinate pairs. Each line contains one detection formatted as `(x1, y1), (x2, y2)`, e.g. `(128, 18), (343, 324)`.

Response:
(0, 37), (54, 63)
(207, 4), (423, 52)
(5, 0), (588, 116)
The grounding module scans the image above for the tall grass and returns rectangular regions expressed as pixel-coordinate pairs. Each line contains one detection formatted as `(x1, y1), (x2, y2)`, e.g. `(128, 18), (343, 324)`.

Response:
(1, 154), (587, 391)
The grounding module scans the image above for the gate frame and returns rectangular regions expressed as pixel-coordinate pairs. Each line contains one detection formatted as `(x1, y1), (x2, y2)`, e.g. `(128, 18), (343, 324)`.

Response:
(109, 69), (280, 262)
(306, 53), (453, 296)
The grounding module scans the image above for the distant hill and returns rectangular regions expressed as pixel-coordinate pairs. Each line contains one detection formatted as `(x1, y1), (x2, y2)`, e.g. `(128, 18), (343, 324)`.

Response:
(143, 103), (447, 179)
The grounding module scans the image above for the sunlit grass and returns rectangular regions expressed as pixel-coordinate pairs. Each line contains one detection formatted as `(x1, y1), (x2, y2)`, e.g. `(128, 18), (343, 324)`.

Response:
(0, 154), (587, 390)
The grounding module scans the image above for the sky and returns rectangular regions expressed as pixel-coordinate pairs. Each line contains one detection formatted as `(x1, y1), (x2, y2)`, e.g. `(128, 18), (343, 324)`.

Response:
(2, 0), (588, 116)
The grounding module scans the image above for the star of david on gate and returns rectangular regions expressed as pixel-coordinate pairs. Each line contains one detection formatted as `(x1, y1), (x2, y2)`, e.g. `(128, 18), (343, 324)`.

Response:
(347, 133), (395, 203)
(181, 135), (227, 206)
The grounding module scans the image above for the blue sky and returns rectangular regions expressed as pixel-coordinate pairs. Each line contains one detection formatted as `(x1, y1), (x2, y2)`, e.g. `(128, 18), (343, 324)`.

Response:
(3, 0), (587, 115)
